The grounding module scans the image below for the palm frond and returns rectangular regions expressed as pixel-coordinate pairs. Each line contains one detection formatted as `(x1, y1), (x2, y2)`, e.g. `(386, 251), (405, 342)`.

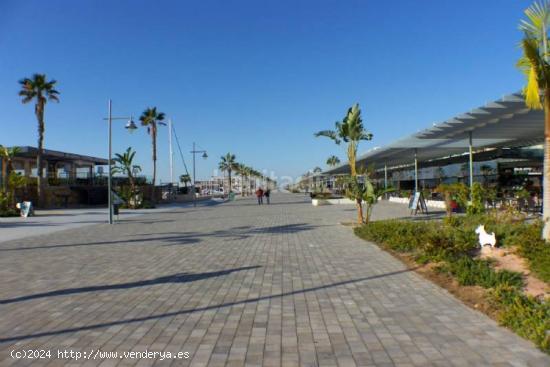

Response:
(519, 37), (545, 109)
(526, 65), (543, 109)
(520, 1), (550, 38)
(314, 129), (341, 144)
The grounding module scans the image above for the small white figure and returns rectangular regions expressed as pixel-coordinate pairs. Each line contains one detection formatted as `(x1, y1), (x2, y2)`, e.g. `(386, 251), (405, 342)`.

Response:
(475, 224), (496, 248)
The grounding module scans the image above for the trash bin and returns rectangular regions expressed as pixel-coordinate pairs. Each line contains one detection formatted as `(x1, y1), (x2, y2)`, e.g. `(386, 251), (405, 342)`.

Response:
(228, 192), (235, 201)
(113, 203), (120, 215)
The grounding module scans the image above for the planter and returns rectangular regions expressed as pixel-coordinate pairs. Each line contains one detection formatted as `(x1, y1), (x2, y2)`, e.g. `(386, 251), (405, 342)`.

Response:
(312, 198), (356, 206)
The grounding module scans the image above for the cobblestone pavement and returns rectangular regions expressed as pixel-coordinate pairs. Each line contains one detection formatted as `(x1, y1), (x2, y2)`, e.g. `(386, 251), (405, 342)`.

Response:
(0, 194), (548, 366)
(0, 201), (207, 244)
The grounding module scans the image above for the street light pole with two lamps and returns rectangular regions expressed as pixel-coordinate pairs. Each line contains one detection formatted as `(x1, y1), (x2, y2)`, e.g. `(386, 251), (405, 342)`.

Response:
(103, 99), (137, 224)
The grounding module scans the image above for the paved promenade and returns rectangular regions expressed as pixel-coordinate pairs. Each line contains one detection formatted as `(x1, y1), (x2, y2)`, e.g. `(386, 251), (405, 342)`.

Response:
(0, 194), (548, 366)
(0, 201), (213, 244)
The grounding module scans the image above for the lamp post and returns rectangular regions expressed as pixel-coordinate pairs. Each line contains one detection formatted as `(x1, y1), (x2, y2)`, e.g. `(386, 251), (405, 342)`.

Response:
(103, 99), (137, 224)
(190, 142), (207, 207)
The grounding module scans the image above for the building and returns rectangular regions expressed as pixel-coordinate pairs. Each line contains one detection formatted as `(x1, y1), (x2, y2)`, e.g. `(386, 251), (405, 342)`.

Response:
(0, 146), (109, 207)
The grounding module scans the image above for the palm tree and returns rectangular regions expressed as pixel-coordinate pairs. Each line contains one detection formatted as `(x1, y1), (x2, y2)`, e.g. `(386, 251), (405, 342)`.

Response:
(112, 147), (141, 208)
(18, 74), (59, 206)
(315, 103), (372, 222)
(326, 155), (341, 167)
(218, 153), (238, 193)
(236, 164), (253, 196)
(179, 174), (191, 188)
(315, 104), (372, 177)
(139, 107), (165, 201)
(250, 168), (261, 192)
(518, 1), (550, 240)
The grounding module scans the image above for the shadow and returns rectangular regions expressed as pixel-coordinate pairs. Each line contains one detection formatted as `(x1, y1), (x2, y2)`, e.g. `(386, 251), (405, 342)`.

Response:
(0, 223), (317, 251)
(387, 211), (446, 221)
(231, 201), (311, 207)
(0, 233), (202, 252)
(0, 267), (415, 343)
(162, 223), (318, 245)
(0, 222), (59, 228)
(0, 266), (260, 305)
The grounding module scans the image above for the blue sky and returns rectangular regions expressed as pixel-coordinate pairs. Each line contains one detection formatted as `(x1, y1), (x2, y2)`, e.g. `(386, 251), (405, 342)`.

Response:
(0, 0), (532, 182)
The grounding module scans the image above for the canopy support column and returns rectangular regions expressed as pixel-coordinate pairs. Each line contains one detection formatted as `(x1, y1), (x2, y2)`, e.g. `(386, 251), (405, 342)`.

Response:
(469, 131), (474, 195)
(414, 149), (418, 193)
(384, 164), (388, 190)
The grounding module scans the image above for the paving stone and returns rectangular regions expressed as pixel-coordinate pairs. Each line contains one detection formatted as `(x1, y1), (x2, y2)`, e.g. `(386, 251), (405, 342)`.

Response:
(0, 195), (548, 366)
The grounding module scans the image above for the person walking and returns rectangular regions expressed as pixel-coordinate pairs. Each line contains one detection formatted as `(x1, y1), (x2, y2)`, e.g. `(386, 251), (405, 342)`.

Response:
(255, 187), (264, 205)
(264, 188), (271, 204)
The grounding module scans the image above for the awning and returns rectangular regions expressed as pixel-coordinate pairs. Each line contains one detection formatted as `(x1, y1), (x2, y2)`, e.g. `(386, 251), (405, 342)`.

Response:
(324, 92), (544, 174)
(11, 146), (109, 165)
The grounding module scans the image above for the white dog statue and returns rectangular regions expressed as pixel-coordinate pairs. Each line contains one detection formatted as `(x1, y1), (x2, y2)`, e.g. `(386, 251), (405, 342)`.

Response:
(475, 225), (496, 248)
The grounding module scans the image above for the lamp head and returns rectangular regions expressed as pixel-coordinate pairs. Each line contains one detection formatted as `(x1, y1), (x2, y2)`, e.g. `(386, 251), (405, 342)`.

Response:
(202, 152), (208, 159)
(125, 118), (138, 132)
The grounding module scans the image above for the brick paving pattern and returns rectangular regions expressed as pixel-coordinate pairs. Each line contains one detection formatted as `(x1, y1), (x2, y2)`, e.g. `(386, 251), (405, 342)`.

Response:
(0, 194), (548, 366)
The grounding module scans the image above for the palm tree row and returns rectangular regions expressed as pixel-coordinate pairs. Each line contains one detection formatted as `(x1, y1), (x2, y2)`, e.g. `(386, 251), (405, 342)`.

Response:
(218, 152), (275, 195)
(17, 73), (168, 206)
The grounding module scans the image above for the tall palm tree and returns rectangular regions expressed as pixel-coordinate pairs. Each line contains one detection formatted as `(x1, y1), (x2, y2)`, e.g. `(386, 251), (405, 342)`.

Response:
(315, 103), (373, 223)
(139, 107), (165, 201)
(518, 0), (550, 240)
(326, 155), (341, 167)
(218, 153), (238, 193)
(18, 74), (59, 206)
(112, 147), (141, 208)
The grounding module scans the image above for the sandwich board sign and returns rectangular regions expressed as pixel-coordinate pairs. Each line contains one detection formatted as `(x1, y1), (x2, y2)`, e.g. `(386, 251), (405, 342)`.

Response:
(409, 191), (428, 215)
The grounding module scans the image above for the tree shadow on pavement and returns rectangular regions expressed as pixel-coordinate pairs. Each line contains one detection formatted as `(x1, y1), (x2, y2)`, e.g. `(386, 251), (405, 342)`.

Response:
(0, 266), (260, 305)
(0, 233), (202, 252)
(0, 267), (416, 343)
(0, 223), (318, 251)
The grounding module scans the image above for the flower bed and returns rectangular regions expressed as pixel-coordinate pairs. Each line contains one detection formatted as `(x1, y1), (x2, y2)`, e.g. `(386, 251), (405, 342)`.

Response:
(354, 215), (550, 353)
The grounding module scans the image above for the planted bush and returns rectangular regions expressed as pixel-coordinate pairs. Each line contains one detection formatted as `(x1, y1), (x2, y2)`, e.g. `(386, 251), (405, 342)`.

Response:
(355, 220), (433, 253)
(439, 257), (524, 289)
(491, 285), (550, 353)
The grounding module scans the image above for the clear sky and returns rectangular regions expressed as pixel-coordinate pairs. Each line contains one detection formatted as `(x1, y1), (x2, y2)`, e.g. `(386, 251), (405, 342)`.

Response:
(0, 0), (532, 183)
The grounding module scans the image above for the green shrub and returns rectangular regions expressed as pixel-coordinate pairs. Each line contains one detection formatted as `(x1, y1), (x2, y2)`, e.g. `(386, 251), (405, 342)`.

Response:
(310, 192), (333, 199)
(491, 285), (550, 353)
(354, 220), (433, 253)
(466, 182), (486, 215)
(355, 219), (477, 260)
(505, 221), (550, 283)
(441, 257), (524, 289)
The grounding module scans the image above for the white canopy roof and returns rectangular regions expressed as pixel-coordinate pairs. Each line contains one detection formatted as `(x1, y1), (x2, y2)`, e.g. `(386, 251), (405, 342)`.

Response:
(324, 92), (544, 174)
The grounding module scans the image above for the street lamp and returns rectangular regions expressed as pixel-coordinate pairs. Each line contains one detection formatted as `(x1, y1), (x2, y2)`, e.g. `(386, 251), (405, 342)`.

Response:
(190, 142), (207, 207)
(103, 99), (137, 224)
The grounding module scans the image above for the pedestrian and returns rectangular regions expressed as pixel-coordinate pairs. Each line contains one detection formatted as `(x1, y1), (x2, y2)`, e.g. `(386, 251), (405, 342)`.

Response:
(255, 187), (264, 205)
(264, 188), (271, 204)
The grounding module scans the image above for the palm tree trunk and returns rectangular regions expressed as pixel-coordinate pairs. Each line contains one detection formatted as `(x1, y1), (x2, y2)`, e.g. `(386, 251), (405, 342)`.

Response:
(543, 90), (550, 240)
(35, 102), (45, 207)
(356, 198), (364, 224)
(348, 142), (357, 177)
(151, 124), (157, 203)
(228, 170), (232, 192)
